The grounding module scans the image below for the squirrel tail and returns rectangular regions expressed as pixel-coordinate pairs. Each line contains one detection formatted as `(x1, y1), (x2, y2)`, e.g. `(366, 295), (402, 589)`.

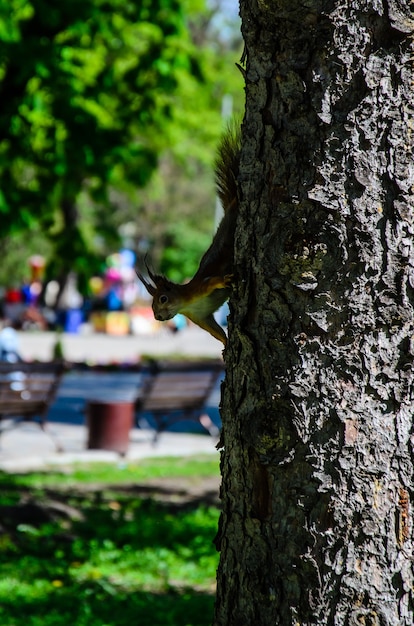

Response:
(215, 120), (241, 212)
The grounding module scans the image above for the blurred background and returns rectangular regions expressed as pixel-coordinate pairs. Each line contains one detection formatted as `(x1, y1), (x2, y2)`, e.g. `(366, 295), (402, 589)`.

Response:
(0, 8), (241, 620)
(0, 0), (243, 340)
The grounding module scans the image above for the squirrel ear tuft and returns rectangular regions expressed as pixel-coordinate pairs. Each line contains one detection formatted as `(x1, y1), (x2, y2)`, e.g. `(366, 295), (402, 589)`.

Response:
(136, 269), (156, 296)
(136, 257), (172, 295)
(136, 256), (158, 296)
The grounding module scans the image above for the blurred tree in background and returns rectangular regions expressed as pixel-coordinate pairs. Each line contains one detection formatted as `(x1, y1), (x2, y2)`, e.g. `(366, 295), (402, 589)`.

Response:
(0, 0), (242, 295)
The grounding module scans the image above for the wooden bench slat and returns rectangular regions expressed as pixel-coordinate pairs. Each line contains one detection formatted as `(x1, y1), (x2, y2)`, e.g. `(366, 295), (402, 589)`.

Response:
(144, 392), (207, 400)
(0, 384), (55, 391)
(0, 392), (57, 404)
(144, 399), (206, 410)
(0, 403), (47, 414)
(147, 387), (210, 394)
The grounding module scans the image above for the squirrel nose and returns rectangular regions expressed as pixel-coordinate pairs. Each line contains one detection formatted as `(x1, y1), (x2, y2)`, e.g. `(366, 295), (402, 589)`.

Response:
(154, 311), (168, 321)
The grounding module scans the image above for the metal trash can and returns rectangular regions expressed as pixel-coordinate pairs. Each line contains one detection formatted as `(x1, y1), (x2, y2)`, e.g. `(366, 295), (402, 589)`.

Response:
(87, 401), (133, 455)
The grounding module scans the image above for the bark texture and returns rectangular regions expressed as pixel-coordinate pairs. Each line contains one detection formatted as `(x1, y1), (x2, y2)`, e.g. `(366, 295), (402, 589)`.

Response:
(214, 1), (414, 624)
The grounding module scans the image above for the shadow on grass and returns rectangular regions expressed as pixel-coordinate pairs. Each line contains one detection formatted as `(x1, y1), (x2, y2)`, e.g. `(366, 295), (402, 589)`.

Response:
(2, 588), (215, 626)
(1, 588), (215, 626)
(0, 471), (220, 626)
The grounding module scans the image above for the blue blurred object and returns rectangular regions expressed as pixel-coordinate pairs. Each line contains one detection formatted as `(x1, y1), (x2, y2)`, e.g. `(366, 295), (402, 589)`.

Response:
(0, 327), (21, 362)
(65, 309), (83, 334)
(119, 248), (136, 268)
(107, 288), (123, 311)
(173, 314), (187, 331)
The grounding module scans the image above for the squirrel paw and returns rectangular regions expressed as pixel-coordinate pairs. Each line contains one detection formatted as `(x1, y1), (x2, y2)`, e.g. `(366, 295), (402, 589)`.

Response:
(210, 274), (233, 290)
(223, 274), (234, 288)
(222, 274), (234, 288)
(202, 274), (234, 293)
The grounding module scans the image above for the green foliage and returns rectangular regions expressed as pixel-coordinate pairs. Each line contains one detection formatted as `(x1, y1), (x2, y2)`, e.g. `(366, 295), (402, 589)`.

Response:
(0, 227), (53, 287)
(0, 0), (243, 289)
(160, 222), (212, 282)
(0, 0), (232, 287)
(0, 457), (220, 626)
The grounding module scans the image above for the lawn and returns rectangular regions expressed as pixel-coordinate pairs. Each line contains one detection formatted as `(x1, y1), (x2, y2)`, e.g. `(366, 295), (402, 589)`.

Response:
(0, 457), (221, 626)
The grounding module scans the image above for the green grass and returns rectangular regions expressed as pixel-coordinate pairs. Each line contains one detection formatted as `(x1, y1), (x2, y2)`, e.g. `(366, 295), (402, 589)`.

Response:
(0, 457), (220, 626)
(0, 455), (220, 488)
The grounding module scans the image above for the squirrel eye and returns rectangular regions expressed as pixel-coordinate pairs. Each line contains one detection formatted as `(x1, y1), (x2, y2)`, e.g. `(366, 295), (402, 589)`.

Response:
(159, 295), (168, 305)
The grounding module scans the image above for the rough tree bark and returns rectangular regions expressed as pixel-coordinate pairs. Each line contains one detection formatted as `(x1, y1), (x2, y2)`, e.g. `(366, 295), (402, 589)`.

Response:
(214, 1), (414, 624)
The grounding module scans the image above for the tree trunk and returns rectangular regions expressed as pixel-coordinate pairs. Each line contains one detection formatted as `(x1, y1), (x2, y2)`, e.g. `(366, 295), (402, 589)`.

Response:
(214, 2), (414, 624)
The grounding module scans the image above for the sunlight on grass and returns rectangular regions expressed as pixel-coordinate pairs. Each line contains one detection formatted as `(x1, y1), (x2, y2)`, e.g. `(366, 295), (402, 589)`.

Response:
(0, 456), (220, 626)
(2, 455), (220, 488)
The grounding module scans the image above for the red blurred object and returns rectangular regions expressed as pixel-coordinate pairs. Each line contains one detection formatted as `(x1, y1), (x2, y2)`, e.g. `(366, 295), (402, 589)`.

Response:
(5, 288), (22, 304)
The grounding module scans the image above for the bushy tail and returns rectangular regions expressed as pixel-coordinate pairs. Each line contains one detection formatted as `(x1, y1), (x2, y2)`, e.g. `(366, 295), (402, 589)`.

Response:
(215, 121), (241, 212)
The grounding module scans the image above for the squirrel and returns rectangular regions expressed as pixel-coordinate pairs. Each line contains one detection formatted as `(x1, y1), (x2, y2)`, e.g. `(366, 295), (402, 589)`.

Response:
(137, 122), (241, 345)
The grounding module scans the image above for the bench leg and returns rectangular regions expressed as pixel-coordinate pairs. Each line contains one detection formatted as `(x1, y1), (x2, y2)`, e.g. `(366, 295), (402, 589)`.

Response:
(0, 418), (63, 453)
(40, 421), (64, 453)
(141, 412), (220, 444)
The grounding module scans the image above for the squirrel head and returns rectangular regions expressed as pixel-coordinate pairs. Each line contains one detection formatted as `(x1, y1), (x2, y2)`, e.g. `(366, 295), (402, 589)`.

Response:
(137, 265), (181, 321)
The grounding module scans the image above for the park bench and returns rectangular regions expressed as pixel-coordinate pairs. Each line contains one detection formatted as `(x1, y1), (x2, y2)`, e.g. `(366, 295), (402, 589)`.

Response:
(0, 361), (66, 451)
(135, 360), (224, 442)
